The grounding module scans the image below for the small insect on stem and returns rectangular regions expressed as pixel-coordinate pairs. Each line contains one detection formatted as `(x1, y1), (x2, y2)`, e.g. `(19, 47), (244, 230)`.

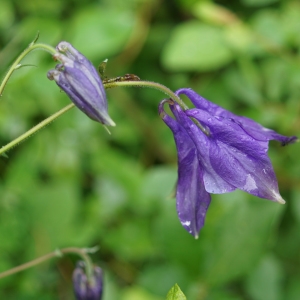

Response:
(98, 59), (140, 83)
(103, 74), (140, 84)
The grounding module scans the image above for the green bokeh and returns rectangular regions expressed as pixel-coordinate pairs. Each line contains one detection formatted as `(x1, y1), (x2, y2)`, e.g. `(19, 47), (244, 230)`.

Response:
(0, 0), (299, 299)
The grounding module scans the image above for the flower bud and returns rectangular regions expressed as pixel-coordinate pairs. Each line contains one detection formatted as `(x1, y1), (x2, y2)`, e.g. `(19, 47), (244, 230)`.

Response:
(47, 41), (115, 126)
(73, 261), (103, 300)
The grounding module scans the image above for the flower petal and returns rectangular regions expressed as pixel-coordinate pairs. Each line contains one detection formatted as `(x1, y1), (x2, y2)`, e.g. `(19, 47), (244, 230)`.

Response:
(185, 107), (285, 203)
(48, 42), (115, 126)
(56, 41), (100, 80)
(176, 88), (297, 145)
(73, 261), (103, 300)
(160, 101), (211, 237)
(169, 103), (236, 194)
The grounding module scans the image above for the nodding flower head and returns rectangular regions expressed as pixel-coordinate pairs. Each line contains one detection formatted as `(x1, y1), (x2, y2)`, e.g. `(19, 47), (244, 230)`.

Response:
(73, 261), (103, 300)
(159, 88), (297, 238)
(47, 41), (115, 126)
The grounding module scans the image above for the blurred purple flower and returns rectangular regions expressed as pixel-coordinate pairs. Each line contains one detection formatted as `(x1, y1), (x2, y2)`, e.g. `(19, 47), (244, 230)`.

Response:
(73, 261), (103, 300)
(159, 88), (297, 238)
(47, 41), (115, 126)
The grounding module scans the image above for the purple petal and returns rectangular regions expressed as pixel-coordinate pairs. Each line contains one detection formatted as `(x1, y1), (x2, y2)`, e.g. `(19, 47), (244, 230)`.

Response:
(73, 261), (103, 300)
(184, 107), (285, 203)
(48, 42), (115, 126)
(169, 103), (236, 195)
(176, 88), (226, 117)
(176, 88), (297, 145)
(159, 101), (211, 237)
(56, 41), (100, 80)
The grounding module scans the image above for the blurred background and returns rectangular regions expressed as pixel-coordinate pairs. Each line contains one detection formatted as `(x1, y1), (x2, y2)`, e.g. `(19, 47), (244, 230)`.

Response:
(0, 0), (300, 299)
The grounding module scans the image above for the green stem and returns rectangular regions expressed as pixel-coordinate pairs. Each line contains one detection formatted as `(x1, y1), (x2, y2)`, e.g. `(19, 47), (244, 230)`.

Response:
(0, 246), (98, 280)
(0, 103), (74, 156)
(0, 80), (192, 156)
(0, 37), (209, 154)
(105, 80), (189, 111)
(105, 80), (209, 135)
(0, 42), (56, 96)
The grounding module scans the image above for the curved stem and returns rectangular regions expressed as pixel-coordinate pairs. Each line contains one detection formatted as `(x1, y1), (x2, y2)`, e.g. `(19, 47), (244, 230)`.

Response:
(0, 80), (190, 155)
(104, 80), (189, 111)
(0, 79), (209, 155)
(0, 246), (97, 280)
(0, 42), (56, 96)
(106, 80), (209, 135)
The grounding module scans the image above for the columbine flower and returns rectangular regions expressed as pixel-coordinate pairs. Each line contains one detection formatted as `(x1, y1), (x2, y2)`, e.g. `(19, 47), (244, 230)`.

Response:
(73, 261), (103, 300)
(159, 88), (297, 238)
(47, 41), (115, 126)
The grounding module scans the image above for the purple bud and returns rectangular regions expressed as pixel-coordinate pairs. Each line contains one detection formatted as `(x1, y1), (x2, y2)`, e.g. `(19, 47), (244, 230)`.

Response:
(47, 41), (115, 126)
(73, 261), (103, 300)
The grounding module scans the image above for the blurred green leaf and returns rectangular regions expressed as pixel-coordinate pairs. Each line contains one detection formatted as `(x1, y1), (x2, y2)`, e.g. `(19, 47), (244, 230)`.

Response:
(166, 284), (187, 300)
(193, 2), (238, 26)
(285, 276), (300, 300)
(16, 17), (62, 46)
(68, 6), (135, 61)
(250, 10), (285, 47)
(291, 190), (300, 223)
(161, 21), (233, 71)
(261, 58), (289, 102)
(245, 255), (284, 300)
(281, 2), (300, 47)
(0, 0), (14, 30)
(121, 286), (164, 300)
(241, 0), (279, 7)
(138, 264), (189, 296)
(224, 23), (256, 54)
(201, 194), (284, 286)
(224, 67), (262, 106)
(25, 181), (80, 247)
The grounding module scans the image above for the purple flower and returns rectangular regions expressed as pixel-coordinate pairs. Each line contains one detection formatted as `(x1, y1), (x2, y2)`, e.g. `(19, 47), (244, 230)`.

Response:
(159, 88), (297, 238)
(73, 261), (103, 300)
(47, 41), (115, 126)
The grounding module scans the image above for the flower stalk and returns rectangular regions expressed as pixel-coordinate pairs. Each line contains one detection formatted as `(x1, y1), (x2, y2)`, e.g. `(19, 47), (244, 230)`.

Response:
(0, 39), (196, 156)
(0, 103), (75, 156)
(0, 80), (189, 156)
(0, 246), (98, 280)
(0, 41), (56, 96)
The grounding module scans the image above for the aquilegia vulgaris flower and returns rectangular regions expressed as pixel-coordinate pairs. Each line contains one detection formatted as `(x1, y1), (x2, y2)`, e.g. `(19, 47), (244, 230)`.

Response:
(47, 41), (115, 126)
(159, 88), (297, 238)
(73, 261), (103, 300)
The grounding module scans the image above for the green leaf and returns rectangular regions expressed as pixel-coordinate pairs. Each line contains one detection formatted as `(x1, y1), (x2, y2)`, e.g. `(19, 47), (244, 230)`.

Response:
(122, 286), (164, 300)
(161, 21), (233, 72)
(0, 0), (14, 31)
(250, 10), (284, 47)
(201, 193), (285, 286)
(67, 6), (135, 61)
(241, 0), (279, 7)
(166, 284), (187, 300)
(245, 255), (284, 300)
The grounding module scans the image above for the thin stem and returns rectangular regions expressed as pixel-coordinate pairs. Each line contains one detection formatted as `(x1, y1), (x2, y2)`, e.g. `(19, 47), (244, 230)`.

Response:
(0, 247), (96, 280)
(0, 42), (56, 96)
(0, 78), (210, 155)
(104, 80), (189, 110)
(0, 103), (74, 156)
(107, 80), (209, 135)
(0, 80), (190, 155)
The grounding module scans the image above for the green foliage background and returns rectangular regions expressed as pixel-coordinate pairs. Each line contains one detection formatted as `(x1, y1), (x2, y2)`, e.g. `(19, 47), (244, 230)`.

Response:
(0, 0), (299, 299)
